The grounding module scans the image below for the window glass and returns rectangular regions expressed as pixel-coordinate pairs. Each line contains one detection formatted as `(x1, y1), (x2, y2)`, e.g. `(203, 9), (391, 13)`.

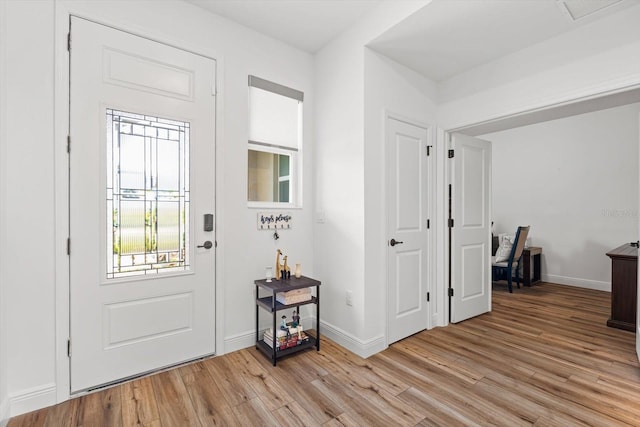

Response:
(248, 150), (292, 203)
(106, 109), (190, 279)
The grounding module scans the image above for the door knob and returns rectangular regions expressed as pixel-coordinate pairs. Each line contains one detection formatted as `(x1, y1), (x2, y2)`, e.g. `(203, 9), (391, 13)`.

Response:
(390, 238), (404, 247)
(197, 241), (213, 249)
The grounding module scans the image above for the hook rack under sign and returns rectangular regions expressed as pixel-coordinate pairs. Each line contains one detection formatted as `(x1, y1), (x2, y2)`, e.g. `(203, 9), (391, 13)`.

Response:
(258, 212), (293, 230)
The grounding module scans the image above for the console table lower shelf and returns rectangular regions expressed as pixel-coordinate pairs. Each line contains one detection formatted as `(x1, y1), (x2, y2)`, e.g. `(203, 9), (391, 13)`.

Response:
(254, 275), (321, 366)
(256, 333), (318, 361)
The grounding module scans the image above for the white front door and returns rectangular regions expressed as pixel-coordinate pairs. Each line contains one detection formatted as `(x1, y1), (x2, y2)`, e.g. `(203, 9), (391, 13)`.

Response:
(449, 133), (491, 323)
(69, 17), (216, 392)
(386, 118), (430, 344)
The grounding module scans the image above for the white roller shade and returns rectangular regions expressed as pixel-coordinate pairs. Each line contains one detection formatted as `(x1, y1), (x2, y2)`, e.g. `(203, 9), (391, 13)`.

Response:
(249, 86), (301, 150)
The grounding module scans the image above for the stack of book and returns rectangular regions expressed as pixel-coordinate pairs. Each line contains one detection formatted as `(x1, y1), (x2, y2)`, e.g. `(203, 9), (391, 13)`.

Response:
(263, 327), (310, 350)
(276, 287), (312, 305)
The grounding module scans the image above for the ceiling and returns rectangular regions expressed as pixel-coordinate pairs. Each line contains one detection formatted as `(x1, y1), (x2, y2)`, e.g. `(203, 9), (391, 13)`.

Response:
(368, 0), (632, 81)
(184, 0), (383, 53)
(186, 0), (633, 81)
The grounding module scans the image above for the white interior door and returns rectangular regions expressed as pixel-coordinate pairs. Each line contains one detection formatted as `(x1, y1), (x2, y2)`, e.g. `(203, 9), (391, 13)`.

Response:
(386, 118), (430, 344)
(450, 133), (491, 323)
(69, 17), (216, 392)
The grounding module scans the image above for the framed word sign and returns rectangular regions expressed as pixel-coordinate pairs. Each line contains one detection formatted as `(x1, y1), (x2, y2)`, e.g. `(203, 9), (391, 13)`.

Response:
(258, 212), (293, 230)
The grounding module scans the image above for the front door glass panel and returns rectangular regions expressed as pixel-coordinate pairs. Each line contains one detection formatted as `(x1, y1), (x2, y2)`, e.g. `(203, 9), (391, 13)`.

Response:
(106, 109), (190, 278)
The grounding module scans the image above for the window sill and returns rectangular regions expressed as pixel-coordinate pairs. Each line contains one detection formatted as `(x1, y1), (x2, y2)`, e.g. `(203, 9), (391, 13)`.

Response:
(248, 202), (302, 210)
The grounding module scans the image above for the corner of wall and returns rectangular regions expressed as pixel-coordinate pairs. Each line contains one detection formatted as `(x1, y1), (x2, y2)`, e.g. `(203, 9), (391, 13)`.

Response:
(320, 320), (386, 359)
(0, 399), (9, 427)
(7, 384), (56, 418)
(0, 398), (9, 427)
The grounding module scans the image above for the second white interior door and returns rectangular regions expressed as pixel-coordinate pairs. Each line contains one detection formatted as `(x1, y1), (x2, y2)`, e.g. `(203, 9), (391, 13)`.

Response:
(386, 118), (430, 344)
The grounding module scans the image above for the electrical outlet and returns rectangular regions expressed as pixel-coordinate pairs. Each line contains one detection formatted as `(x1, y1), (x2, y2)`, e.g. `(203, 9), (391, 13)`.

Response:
(346, 290), (353, 306)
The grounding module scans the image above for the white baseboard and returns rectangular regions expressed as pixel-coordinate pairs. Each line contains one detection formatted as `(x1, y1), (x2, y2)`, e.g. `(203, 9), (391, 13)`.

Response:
(224, 317), (387, 359)
(8, 383), (56, 417)
(223, 330), (256, 354)
(319, 320), (386, 359)
(0, 397), (9, 427)
(542, 274), (611, 292)
(224, 316), (316, 355)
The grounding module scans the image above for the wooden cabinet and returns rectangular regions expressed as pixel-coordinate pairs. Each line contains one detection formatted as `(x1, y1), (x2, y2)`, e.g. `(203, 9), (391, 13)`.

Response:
(606, 244), (637, 332)
(254, 276), (320, 365)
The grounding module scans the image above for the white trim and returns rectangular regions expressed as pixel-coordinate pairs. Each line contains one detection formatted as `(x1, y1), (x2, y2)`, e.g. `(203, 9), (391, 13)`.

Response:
(0, 0), (8, 422)
(224, 315), (316, 354)
(435, 127), (449, 327)
(320, 320), (386, 359)
(542, 274), (611, 292)
(54, 2), (225, 403)
(0, 398), (9, 427)
(8, 383), (57, 418)
(224, 330), (256, 354)
(638, 112), (640, 362)
(53, 2), (71, 403)
(448, 78), (640, 135)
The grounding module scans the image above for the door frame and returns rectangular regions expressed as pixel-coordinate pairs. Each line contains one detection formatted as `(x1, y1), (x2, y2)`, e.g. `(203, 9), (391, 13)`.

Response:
(54, 5), (225, 402)
(383, 111), (437, 345)
(439, 88), (640, 333)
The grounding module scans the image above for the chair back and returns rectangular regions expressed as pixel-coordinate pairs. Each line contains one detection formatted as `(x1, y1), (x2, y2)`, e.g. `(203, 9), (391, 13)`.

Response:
(509, 226), (530, 263)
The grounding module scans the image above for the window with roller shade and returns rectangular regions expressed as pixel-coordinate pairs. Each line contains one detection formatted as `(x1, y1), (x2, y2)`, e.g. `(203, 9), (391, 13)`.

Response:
(248, 76), (303, 206)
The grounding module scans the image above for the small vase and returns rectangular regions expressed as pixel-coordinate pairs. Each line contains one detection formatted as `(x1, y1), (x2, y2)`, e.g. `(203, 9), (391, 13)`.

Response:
(295, 263), (301, 279)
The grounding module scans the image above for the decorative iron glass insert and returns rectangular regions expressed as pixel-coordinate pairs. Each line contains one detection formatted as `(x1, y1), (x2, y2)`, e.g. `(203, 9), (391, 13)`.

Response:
(106, 109), (190, 278)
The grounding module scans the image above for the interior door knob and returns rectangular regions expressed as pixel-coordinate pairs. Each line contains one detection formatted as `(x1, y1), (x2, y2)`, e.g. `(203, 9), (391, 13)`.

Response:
(390, 238), (404, 247)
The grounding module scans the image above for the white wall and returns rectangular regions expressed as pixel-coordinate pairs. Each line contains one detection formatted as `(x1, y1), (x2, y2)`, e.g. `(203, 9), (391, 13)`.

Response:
(437, 2), (640, 132)
(2, 0), (315, 416)
(485, 103), (640, 290)
(4, 0), (57, 416)
(0, 0), (9, 423)
(314, 1), (429, 356)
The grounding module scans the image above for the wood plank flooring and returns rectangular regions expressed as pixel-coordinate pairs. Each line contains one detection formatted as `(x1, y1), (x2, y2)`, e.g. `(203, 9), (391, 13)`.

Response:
(9, 283), (640, 426)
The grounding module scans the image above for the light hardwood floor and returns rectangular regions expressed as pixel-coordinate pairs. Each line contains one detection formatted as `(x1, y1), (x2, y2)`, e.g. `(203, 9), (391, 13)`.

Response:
(9, 283), (640, 426)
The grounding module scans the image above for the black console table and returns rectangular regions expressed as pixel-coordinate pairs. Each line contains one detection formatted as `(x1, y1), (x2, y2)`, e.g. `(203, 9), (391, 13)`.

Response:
(254, 275), (320, 365)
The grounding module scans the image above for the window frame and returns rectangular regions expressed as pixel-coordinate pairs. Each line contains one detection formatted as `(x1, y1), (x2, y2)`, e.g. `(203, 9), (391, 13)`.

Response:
(247, 75), (303, 209)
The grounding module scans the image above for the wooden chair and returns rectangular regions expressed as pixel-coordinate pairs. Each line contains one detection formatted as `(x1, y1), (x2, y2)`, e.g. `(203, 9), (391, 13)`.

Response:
(492, 226), (530, 293)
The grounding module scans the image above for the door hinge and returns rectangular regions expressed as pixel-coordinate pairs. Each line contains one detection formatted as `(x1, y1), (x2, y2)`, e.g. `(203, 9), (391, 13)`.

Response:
(448, 288), (454, 297)
(427, 219), (430, 229)
(67, 238), (70, 255)
(426, 145), (432, 156)
(448, 218), (454, 228)
(67, 32), (71, 51)
(426, 292), (430, 302)
(67, 135), (71, 153)
(448, 149), (454, 158)
(67, 339), (71, 357)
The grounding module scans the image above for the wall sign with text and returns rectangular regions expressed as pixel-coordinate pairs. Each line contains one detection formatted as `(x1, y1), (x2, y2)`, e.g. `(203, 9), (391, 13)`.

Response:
(257, 212), (293, 230)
